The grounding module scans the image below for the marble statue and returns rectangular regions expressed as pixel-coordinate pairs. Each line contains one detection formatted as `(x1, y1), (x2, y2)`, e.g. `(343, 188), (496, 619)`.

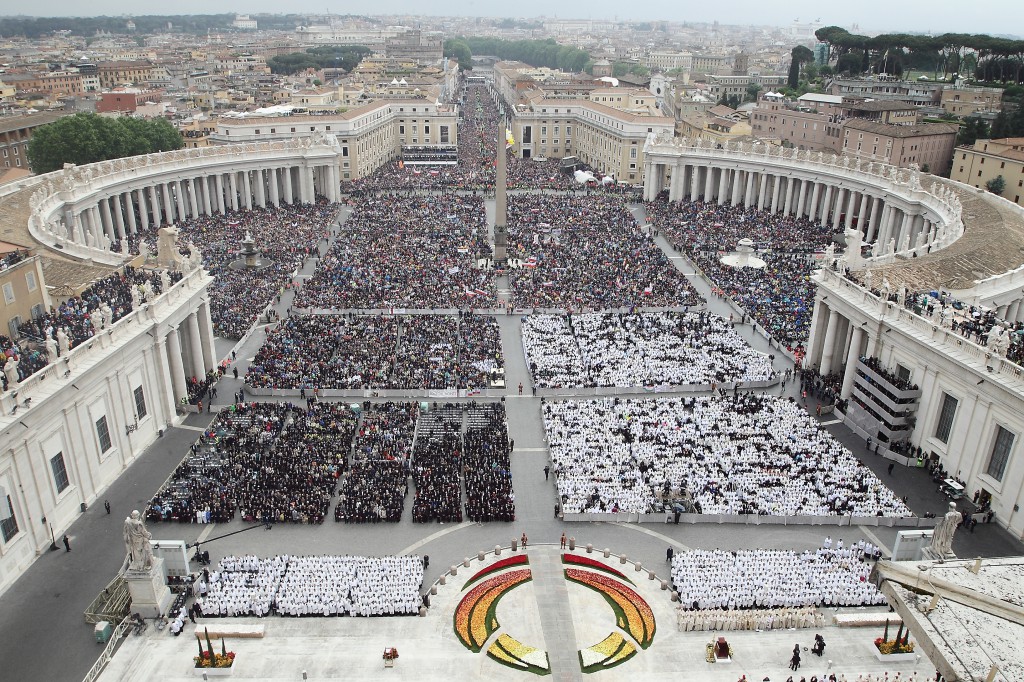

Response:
(887, 238), (896, 255)
(897, 286), (907, 308)
(843, 227), (865, 270)
(141, 282), (155, 302)
(822, 243), (836, 267)
(863, 269), (873, 290)
(155, 226), (185, 270)
(987, 326), (1012, 357)
(100, 303), (113, 329)
(130, 286), (141, 311)
(898, 231), (910, 253)
(123, 510), (155, 571)
(57, 328), (70, 356)
(871, 240), (882, 258)
(90, 308), (103, 333)
(160, 270), (171, 292)
(86, 231), (97, 249)
(72, 223), (82, 244)
(930, 502), (963, 557)
(3, 356), (20, 390)
(120, 239), (129, 256)
(45, 337), (58, 364)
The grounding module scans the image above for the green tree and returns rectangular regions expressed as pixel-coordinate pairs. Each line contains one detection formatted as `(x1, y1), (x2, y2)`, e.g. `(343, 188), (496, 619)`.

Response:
(958, 116), (990, 146)
(443, 39), (473, 70)
(745, 82), (761, 102)
(28, 113), (183, 174)
(788, 45), (814, 88)
(986, 175), (1006, 195)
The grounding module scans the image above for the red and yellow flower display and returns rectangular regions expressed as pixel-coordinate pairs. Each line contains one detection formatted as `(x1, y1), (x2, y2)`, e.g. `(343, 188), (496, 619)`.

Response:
(565, 567), (656, 649)
(454, 568), (532, 652)
(488, 634), (551, 675)
(562, 553), (632, 583)
(579, 632), (637, 672)
(463, 554), (529, 590)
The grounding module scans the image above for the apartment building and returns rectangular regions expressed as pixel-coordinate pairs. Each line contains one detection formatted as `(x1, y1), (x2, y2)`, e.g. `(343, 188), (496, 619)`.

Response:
(950, 138), (1024, 205)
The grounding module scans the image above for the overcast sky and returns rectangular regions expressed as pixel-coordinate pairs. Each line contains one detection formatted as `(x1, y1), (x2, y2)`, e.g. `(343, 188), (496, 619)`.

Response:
(7, 1), (1022, 37)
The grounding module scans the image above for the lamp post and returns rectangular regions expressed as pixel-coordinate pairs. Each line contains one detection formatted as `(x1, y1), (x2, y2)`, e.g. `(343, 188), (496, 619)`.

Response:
(47, 520), (58, 552)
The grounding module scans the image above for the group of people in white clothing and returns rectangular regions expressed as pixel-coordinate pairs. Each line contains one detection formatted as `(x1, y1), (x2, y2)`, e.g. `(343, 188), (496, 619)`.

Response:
(523, 311), (776, 389)
(671, 541), (886, 613)
(678, 606), (825, 632)
(201, 554), (424, 618)
(543, 394), (912, 517)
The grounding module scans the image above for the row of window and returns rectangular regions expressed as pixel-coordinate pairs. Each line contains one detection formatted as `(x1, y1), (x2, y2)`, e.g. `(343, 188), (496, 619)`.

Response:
(934, 392), (1014, 482)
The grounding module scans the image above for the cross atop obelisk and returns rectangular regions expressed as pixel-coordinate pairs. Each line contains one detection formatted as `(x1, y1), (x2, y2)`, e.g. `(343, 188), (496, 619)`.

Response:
(493, 116), (508, 267)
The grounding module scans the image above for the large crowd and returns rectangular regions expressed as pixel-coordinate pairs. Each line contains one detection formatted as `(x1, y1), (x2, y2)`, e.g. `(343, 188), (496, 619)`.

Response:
(147, 402), (354, 526)
(543, 394), (912, 517)
(294, 194), (496, 310)
(522, 312), (776, 388)
(139, 202), (337, 339)
(338, 402), (415, 522)
(645, 198), (834, 351)
(508, 194), (698, 309)
(201, 554), (423, 617)
(246, 313), (503, 390)
(671, 540), (886, 611)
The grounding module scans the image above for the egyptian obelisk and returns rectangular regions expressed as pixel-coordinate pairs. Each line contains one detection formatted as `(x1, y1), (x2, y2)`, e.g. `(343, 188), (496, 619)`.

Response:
(493, 117), (508, 268)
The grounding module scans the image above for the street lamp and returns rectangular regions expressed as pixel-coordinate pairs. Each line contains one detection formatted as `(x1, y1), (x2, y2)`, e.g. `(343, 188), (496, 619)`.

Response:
(45, 518), (58, 551)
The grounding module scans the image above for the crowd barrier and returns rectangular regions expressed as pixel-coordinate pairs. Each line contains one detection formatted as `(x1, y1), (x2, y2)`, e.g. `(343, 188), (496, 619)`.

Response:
(560, 511), (938, 528)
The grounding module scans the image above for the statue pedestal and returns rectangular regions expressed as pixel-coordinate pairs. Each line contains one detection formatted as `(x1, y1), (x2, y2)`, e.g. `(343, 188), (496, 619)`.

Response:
(126, 557), (172, 618)
(922, 547), (956, 562)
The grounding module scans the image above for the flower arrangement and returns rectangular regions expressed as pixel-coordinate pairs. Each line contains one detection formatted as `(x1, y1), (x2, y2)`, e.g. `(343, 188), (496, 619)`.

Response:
(194, 628), (235, 668)
(580, 632), (637, 672)
(462, 554), (529, 590)
(562, 553), (633, 583)
(383, 647), (399, 661)
(564, 568), (656, 649)
(453, 568), (532, 652)
(875, 619), (914, 655)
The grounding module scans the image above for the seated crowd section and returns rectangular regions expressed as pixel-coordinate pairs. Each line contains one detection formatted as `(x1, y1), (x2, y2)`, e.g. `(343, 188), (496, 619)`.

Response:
(293, 194), (497, 310)
(522, 311), (776, 389)
(245, 313), (503, 390)
(201, 554), (424, 617)
(644, 198), (834, 353)
(508, 194), (699, 310)
(671, 539), (887, 612)
(542, 394), (912, 517)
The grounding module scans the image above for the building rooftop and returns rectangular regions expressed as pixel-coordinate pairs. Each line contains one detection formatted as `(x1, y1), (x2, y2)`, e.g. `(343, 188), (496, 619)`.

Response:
(842, 119), (959, 138)
(0, 110), (69, 134)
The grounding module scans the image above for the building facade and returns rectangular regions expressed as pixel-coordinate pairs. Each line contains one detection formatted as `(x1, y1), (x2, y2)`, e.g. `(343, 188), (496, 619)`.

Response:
(950, 138), (1024, 206)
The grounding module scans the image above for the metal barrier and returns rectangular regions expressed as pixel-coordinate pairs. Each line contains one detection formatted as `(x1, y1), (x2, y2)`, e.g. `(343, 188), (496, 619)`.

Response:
(81, 615), (131, 682)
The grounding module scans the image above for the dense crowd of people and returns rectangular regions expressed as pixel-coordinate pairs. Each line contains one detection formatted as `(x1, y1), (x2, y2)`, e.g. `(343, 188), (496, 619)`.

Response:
(294, 194), (496, 310)
(245, 313), (503, 390)
(148, 402), (354, 525)
(201, 554), (423, 617)
(508, 194), (698, 309)
(141, 202), (337, 338)
(411, 405), (463, 523)
(522, 312), (776, 388)
(543, 394), (912, 517)
(464, 404), (515, 522)
(645, 198), (833, 351)
(671, 540), (886, 611)
(338, 402), (416, 522)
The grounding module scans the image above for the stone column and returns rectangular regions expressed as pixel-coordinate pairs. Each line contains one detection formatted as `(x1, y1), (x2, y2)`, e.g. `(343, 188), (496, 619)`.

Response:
(756, 173), (768, 211)
(199, 177), (211, 216)
(214, 174), (226, 214)
(803, 299), (828, 369)
(877, 205), (895, 247)
(99, 199), (114, 242)
(866, 197), (882, 241)
(832, 188), (846, 230)
(770, 175), (783, 214)
(328, 163), (339, 202)
(897, 211), (914, 250)
(717, 167), (729, 206)
(227, 173), (239, 211)
(242, 171), (253, 210)
(703, 165), (715, 201)
(162, 183), (175, 224)
(175, 180), (187, 220)
(857, 193), (870, 233)
(149, 185), (162, 227)
(690, 165), (702, 202)
(840, 326), (865, 399)
(254, 169), (267, 208)
(166, 328), (188, 406)
(730, 170), (743, 206)
(187, 179), (199, 218)
(844, 190), (858, 229)
(795, 179), (808, 219)
(283, 166), (294, 204)
(783, 177), (795, 216)
(268, 168), (280, 207)
(820, 185), (833, 226)
(819, 309), (842, 375)
(112, 194), (126, 240)
(137, 188), (150, 231)
(744, 170), (755, 207)
(304, 166), (315, 203)
(198, 301), (217, 373)
(808, 182), (821, 222)
(186, 312), (206, 381)
(643, 161), (655, 201)
(124, 191), (137, 235)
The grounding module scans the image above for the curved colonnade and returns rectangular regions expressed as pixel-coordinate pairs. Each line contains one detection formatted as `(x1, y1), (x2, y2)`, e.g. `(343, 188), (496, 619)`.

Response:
(642, 135), (964, 262)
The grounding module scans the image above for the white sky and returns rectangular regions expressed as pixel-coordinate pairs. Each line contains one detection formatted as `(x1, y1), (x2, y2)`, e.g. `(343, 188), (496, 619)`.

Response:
(4, 1), (1022, 37)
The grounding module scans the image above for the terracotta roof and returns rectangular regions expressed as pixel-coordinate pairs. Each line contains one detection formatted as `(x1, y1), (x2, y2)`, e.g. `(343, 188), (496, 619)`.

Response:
(842, 119), (959, 138)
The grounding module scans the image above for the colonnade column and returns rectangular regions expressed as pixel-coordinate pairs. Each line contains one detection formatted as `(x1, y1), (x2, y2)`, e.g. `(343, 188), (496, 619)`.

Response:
(186, 312), (206, 381)
(268, 168), (280, 207)
(165, 328), (188, 406)
(214, 175), (226, 214)
(744, 171), (755, 207)
(717, 168), (729, 206)
(844, 190), (858, 229)
(242, 171), (253, 210)
(770, 175), (782, 214)
(703, 166), (715, 201)
(162, 183), (175, 224)
(757, 173), (768, 211)
(254, 169), (267, 208)
(175, 181), (187, 220)
(795, 179), (808, 219)
(227, 173), (239, 211)
(808, 183), (821, 223)
(840, 326), (865, 399)
(137, 189), (150, 231)
(149, 185), (162, 227)
(187, 179), (199, 218)
(820, 185), (833, 226)
(642, 161), (655, 201)
(99, 199), (114, 242)
(832, 188), (846, 230)
(198, 301), (218, 374)
(123, 191), (137, 235)
(283, 167), (294, 204)
(819, 309), (842, 375)
(112, 195), (126, 240)
(200, 177), (212, 215)
(856, 193), (870, 233)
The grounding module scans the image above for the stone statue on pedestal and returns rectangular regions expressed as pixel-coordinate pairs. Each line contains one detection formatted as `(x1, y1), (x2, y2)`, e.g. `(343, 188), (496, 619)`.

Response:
(929, 502), (962, 557)
(45, 337), (58, 364)
(3, 356), (20, 389)
(160, 270), (171, 292)
(131, 286), (141, 311)
(100, 303), (113, 329)
(57, 328), (70, 356)
(843, 227), (864, 270)
(987, 326), (1011, 357)
(90, 308), (103, 333)
(123, 510), (155, 571)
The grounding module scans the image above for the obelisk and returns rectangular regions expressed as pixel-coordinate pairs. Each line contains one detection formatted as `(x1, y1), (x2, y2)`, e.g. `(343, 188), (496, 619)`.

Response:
(493, 117), (508, 268)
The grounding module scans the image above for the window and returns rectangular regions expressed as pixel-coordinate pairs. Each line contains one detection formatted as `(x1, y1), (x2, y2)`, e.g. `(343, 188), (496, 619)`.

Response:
(50, 453), (70, 493)
(895, 364), (911, 384)
(25, 271), (36, 292)
(1, 495), (18, 543)
(2, 283), (13, 304)
(934, 393), (958, 443)
(986, 426), (1014, 481)
(399, 125), (405, 135)
(96, 416), (112, 453)
(440, 126), (449, 143)
(133, 386), (147, 419)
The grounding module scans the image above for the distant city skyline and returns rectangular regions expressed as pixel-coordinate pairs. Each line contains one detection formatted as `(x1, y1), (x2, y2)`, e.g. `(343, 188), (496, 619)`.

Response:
(4, 2), (1023, 38)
